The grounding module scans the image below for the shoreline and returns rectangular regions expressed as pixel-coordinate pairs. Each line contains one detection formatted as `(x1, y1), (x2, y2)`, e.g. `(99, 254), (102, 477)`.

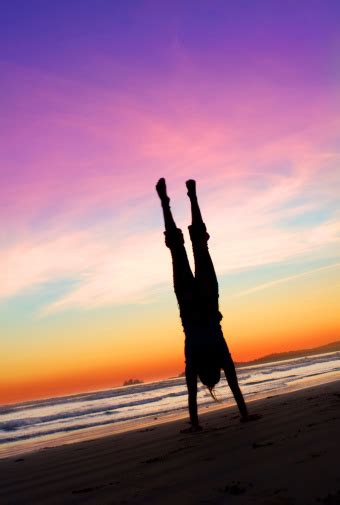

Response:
(0, 379), (339, 504)
(0, 371), (338, 460)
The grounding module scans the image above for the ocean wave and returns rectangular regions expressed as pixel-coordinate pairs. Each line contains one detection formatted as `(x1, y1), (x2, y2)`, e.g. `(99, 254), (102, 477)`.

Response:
(0, 378), (186, 415)
(252, 353), (339, 375)
(1, 353), (337, 416)
(0, 389), (189, 433)
(0, 403), (189, 444)
(1, 352), (338, 448)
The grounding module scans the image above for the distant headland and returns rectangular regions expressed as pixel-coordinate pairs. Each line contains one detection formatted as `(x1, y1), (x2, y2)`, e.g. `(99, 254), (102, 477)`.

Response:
(235, 340), (340, 367)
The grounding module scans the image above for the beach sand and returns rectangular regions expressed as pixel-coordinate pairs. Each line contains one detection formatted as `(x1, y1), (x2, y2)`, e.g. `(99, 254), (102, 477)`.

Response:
(0, 379), (339, 505)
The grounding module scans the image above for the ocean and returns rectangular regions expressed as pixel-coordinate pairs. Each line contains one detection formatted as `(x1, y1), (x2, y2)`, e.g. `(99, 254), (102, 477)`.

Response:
(0, 351), (339, 458)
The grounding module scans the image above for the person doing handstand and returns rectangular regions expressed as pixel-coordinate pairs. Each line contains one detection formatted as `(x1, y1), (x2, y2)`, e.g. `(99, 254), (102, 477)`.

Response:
(156, 178), (255, 431)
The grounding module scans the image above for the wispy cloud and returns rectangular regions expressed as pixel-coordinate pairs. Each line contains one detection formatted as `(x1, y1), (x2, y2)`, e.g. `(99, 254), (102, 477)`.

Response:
(1, 180), (339, 315)
(1, 62), (339, 315)
(230, 262), (340, 299)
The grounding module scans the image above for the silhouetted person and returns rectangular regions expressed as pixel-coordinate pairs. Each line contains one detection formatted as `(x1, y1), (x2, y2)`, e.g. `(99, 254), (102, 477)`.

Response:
(156, 178), (254, 431)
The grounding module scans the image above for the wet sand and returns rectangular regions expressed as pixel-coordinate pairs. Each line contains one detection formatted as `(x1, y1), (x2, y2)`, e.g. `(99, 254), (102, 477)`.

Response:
(0, 379), (339, 504)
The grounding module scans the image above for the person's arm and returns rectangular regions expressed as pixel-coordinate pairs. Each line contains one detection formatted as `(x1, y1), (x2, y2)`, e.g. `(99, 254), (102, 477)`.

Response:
(223, 362), (261, 422)
(184, 366), (202, 431)
(222, 365), (248, 419)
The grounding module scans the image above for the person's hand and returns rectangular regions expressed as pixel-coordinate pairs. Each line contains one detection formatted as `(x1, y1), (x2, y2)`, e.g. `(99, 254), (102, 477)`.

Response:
(180, 424), (203, 433)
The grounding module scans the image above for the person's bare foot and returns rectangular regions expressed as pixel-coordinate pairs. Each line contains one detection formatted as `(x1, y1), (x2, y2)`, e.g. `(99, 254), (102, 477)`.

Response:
(156, 178), (168, 201)
(186, 179), (196, 198)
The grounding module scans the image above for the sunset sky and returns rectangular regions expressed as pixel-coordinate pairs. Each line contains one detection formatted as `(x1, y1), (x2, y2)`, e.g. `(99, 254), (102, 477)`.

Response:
(1, 1), (340, 404)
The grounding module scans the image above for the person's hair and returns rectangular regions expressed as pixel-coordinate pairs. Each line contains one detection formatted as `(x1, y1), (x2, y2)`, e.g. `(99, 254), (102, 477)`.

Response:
(207, 386), (220, 402)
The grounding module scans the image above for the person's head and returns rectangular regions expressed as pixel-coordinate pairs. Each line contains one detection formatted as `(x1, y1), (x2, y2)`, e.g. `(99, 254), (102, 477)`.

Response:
(197, 363), (221, 401)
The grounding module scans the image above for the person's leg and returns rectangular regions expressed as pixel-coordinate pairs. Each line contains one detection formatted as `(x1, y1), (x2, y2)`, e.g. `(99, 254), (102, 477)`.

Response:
(156, 178), (195, 310)
(156, 178), (177, 234)
(186, 180), (219, 310)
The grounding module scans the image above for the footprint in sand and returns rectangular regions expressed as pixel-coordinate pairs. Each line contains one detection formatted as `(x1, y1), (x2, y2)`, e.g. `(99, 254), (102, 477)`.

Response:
(222, 481), (250, 495)
(142, 445), (194, 464)
(252, 441), (273, 449)
(72, 486), (102, 494)
(317, 489), (340, 504)
(142, 456), (162, 464)
(72, 482), (117, 494)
